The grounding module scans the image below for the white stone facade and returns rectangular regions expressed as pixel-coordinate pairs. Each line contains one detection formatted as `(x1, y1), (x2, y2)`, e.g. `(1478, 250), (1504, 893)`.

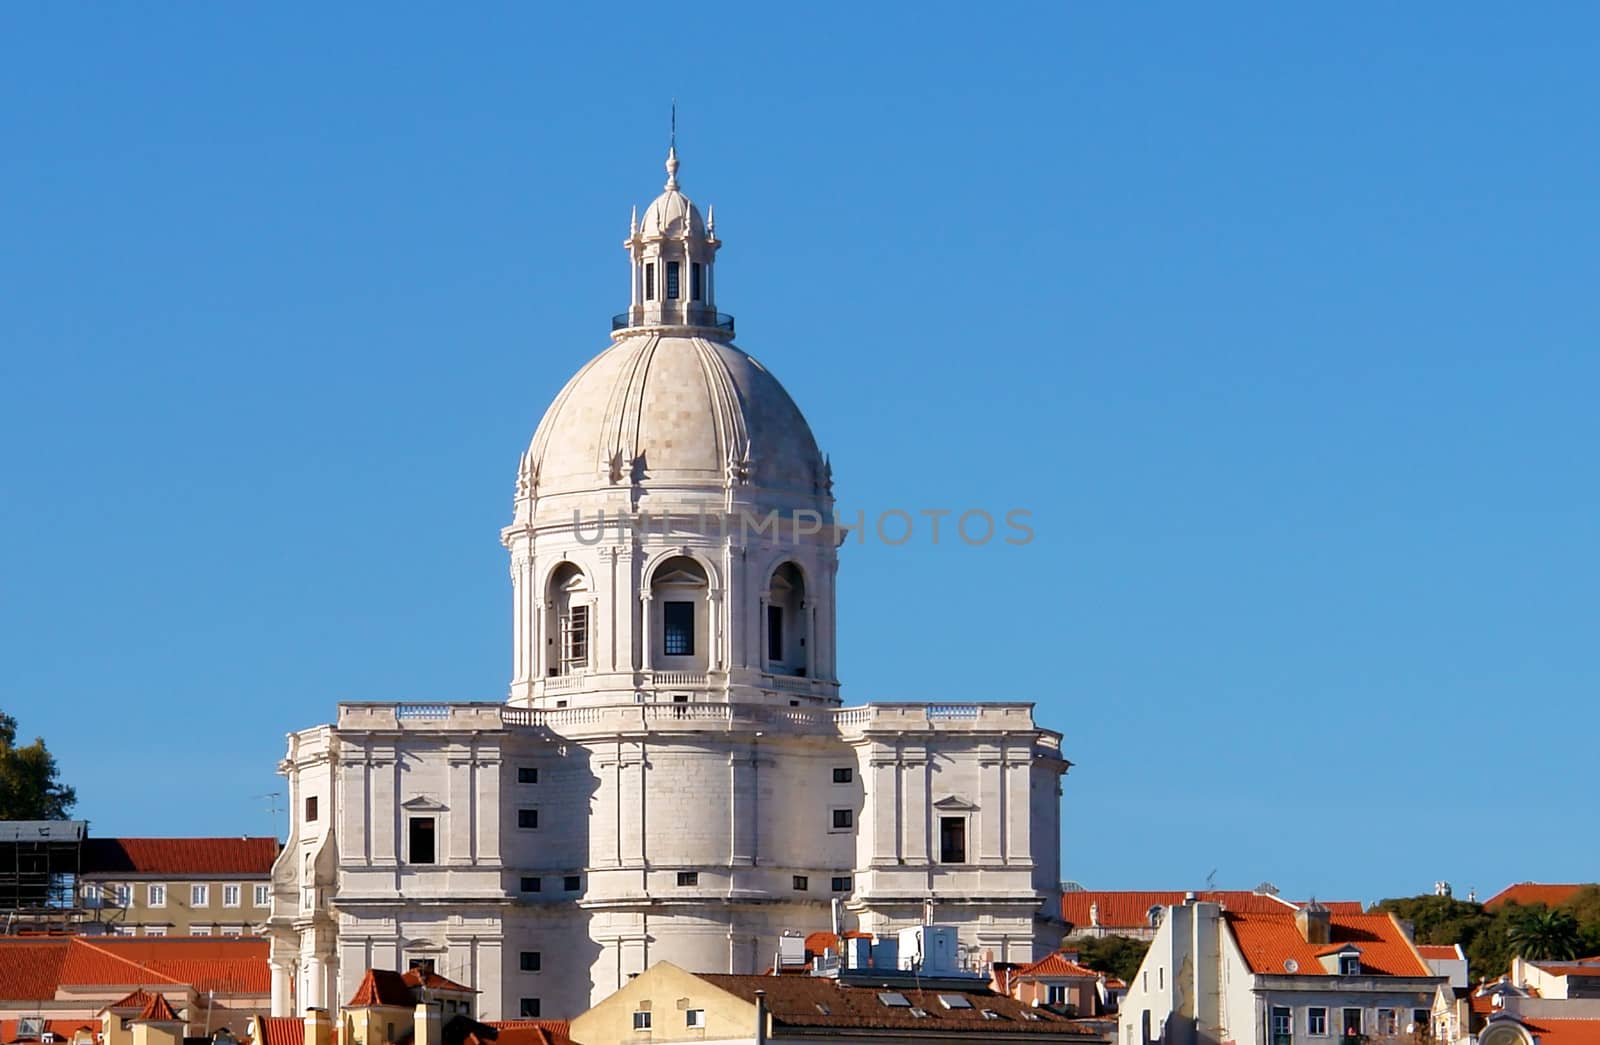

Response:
(265, 147), (1068, 1019)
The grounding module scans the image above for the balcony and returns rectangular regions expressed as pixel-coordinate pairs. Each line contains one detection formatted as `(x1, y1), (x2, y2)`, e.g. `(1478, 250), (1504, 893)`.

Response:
(612, 309), (735, 335)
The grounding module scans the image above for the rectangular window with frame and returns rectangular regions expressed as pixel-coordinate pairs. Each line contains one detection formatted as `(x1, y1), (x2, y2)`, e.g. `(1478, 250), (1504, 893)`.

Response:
(148, 883), (166, 907)
(832, 766), (852, 784)
(939, 816), (967, 863)
(254, 884), (270, 907)
(1343, 1009), (1363, 1037)
(767, 605), (783, 661)
(144, 926), (167, 937)
(563, 875), (581, 892)
(1309, 1008), (1328, 1035)
(520, 951), (542, 972)
(666, 260), (680, 300)
(831, 876), (852, 892)
(831, 808), (853, 830)
(690, 263), (703, 303)
(793, 875), (809, 891)
(518, 766), (539, 784)
(305, 796), (318, 822)
(191, 925), (212, 937)
(644, 263), (655, 301)
(1271, 1007), (1292, 1039)
(519, 808), (539, 830)
(1048, 984), (1068, 1006)
(409, 817), (436, 864)
(663, 600), (695, 656)
(112, 884), (131, 907)
(520, 876), (542, 893)
(677, 871), (698, 886)
(561, 604), (589, 674)
(222, 884), (241, 907)
(520, 999), (541, 1018)
(686, 1009), (705, 1029)
(191, 884), (209, 907)
(632, 1012), (651, 1031)
(1414, 1010), (1432, 1036)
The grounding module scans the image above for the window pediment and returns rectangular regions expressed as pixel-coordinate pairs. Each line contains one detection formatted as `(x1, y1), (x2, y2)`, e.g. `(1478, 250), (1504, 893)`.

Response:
(401, 796), (449, 812)
(933, 795), (979, 812)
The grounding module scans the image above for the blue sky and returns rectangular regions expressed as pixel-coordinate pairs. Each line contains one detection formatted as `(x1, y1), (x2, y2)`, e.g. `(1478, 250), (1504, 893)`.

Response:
(2, 4), (1597, 905)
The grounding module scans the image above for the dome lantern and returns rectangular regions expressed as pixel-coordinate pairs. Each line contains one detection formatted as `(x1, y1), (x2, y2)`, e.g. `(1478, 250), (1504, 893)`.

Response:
(614, 146), (733, 339)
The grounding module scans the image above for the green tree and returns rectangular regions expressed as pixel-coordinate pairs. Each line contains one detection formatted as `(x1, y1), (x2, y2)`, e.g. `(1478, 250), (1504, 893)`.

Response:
(1556, 886), (1600, 957)
(1509, 907), (1582, 961)
(0, 712), (76, 819)
(1072, 934), (1152, 983)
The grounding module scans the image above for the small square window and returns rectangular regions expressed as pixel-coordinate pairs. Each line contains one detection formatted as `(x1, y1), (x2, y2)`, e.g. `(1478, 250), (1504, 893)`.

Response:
(520, 951), (542, 972)
(831, 876), (852, 892)
(520, 876), (542, 893)
(793, 875), (809, 891)
(518, 767), (538, 784)
(686, 1009), (705, 1028)
(304, 796), (318, 822)
(677, 871), (698, 887)
(520, 999), (541, 1018)
(191, 925), (212, 937)
(563, 875), (581, 892)
(832, 767), (853, 784)
(831, 808), (853, 830)
(519, 808), (539, 830)
(633, 1011), (652, 1031)
(144, 926), (167, 937)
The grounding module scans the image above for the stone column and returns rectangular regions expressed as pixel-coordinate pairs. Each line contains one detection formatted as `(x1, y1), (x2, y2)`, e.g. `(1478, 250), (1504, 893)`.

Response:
(640, 591), (654, 672)
(269, 959), (292, 1017)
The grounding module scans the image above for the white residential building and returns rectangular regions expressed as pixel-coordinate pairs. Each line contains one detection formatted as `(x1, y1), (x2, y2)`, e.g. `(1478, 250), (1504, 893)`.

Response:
(265, 143), (1069, 1020)
(1118, 900), (1442, 1045)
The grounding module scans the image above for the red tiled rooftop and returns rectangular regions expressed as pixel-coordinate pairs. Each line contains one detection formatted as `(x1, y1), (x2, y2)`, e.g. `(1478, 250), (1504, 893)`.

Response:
(82, 837), (280, 877)
(1418, 945), (1464, 961)
(402, 967), (476, 994)
(0, 937), (269, 999)
(133, 993), (181, 1023)
(1062, 891), (1363, 930)
(105, 988), (162, 1012)
(476, 1021), (575, 1045)
(1496, 1016), (1600, 1045)
(1528, 958), (1600, 978)
(699, 973), (1101, 1034)
(253, 1015), (305, 1045)
(1224, 911), (1431, 978)
(348, 968), (414, 1008)
(1483, 883), (1592, 911)
(1016, 952), (1101, 979)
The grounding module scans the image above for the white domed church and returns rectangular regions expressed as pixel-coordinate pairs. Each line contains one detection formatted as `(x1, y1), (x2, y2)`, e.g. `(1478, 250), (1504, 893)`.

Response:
(264, 147), (1069, 1020)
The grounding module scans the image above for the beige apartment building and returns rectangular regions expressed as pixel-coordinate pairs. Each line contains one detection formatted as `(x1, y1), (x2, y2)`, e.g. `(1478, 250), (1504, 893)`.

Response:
(79, 836), (280, 936)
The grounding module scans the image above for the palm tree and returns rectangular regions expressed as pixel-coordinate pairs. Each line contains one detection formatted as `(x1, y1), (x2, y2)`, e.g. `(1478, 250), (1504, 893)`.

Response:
(1509, 908), (1582, 961)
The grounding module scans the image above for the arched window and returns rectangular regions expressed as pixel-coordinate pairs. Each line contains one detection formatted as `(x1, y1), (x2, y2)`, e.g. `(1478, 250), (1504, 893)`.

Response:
(651, 556), (709, 670)
(545, 564), (590, 677)
(766, 562), (807, 676)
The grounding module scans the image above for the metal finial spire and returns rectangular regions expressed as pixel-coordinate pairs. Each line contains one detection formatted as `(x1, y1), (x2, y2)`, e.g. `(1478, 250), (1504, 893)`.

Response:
(665, 100), (680, 190)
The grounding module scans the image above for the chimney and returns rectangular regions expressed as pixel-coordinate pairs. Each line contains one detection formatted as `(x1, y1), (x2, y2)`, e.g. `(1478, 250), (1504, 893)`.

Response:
(414, 1003), (442, 1045)
(303, 1010), (332, 1045)
(1296, 903), (1331, 945)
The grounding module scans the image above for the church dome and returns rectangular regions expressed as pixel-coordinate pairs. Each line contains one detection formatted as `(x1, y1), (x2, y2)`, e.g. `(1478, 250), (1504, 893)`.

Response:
(522, 333), (826, 501)
(637, 147), (707, 239)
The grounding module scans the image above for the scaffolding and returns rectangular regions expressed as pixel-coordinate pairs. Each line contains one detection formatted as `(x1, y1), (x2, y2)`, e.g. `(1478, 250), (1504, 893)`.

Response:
(0, 820), (95, 934)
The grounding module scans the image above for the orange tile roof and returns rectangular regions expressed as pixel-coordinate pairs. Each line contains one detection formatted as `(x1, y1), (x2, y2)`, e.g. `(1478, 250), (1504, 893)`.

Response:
(1528, 959), (1600, 978)
(1224, 911), (1431, 978)
(0, 941), (72, 1000)
(1016, 953), (1102, 979)
(253, 1015), (305, 1045)
(82, 837), (280, 877)
(105, 988), (162, 1012)
(347, 969), (414, 1008)
(476, 1021), (575, 1045)
(0, 937), (269, 999)
(1418, 945), (1464, 961)
(402, 967), (476, 994)
(699, 974), (1101, 1035)
(0, 1018), (96, 1042)
(1483, 883), (1592, 911)
(1062, 891), (1364, 931)
(1495, 1016), (1600, 1045)
(133, 993), (181, 1023)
